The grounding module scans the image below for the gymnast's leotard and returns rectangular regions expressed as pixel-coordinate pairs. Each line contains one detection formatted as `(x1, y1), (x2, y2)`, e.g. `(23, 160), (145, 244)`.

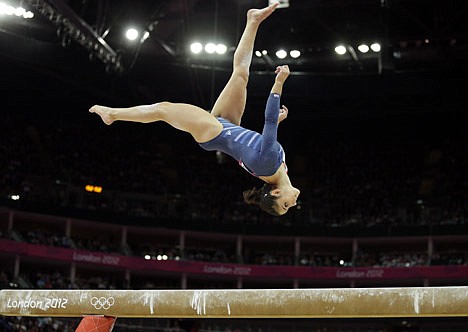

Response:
(199, 93), (287, 177)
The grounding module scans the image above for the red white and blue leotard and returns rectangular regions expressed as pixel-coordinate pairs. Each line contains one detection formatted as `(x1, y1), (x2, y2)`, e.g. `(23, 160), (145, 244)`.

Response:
(199, 93), (287, 177)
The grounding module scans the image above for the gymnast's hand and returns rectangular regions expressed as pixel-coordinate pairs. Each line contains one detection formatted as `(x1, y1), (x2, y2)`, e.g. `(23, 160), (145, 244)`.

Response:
(278, 105), (288, 124)
(275, 65), (290, 84)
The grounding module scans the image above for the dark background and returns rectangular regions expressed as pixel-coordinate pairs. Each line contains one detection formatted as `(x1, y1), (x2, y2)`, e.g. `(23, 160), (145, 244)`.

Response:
(1, 0), (467, 229)
(2, 0), (467, 114)
(1, 3), (468, 331)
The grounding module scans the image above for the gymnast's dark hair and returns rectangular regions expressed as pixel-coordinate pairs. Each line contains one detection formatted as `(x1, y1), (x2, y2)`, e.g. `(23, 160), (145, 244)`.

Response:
(243, 183), (280, 216)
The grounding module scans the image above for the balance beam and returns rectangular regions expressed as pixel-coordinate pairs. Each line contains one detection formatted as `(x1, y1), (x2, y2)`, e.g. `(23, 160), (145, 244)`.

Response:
(1, 287), (468, 318)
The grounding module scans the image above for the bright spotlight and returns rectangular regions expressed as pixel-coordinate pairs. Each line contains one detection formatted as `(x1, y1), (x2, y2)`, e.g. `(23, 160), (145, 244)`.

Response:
(0, 4), (15, 15)
(144, 254), (151, 260)
(205, 42), (216, 54)
(370, 43), (381, 52)
(14, 7), (25, 16)
(357, 44), (369, 53)
(275, 49), (287, 59)
(334, 45), (347, 55)
(262, 50), (268, 55)
(270, 0), (289, 8)
(215, 43), (227, 54)
(255, 50), (262, 57)
(125, 28), (139, 41)
(190, 42), (203, 54)
(141, 31), (150, 42)
(290, 50), (301, 58)
(23, 11), (34, 18)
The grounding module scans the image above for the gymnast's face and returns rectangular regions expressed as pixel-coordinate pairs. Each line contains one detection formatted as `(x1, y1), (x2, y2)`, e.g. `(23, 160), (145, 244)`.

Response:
(271, 186), (300, 215)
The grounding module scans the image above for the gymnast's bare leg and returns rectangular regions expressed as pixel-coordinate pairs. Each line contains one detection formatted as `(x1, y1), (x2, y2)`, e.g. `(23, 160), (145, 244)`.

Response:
(89, 102), (222, 144)
(211, 2), (279, 125)
(89, 3), (279, 142)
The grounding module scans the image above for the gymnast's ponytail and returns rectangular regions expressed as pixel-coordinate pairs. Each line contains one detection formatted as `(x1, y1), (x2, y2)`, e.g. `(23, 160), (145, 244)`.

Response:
(243, 183), (280, 216)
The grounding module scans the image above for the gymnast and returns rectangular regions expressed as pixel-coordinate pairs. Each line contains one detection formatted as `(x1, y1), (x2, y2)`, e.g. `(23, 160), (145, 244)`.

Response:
(89, 2), (300, 216)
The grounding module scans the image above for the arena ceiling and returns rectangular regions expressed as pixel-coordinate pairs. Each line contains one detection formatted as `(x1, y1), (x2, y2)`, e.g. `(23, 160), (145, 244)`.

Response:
(1, 0), (467, 115)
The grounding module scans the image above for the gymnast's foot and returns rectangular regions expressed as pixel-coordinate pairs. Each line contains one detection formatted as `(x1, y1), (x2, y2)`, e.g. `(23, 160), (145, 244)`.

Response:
(89, 105), (115, 125)
(247, 2), (279, 24)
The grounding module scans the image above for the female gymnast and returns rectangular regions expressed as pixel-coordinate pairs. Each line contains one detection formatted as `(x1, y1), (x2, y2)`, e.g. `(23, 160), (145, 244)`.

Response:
(89, 2), (300, 216)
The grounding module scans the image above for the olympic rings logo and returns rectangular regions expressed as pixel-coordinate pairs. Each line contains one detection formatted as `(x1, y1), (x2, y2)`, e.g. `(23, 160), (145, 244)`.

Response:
(90, 296), (115, 310)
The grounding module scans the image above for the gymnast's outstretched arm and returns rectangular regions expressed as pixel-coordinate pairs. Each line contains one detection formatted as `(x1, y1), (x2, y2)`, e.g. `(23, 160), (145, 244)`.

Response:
(261, 65), (290, 149)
